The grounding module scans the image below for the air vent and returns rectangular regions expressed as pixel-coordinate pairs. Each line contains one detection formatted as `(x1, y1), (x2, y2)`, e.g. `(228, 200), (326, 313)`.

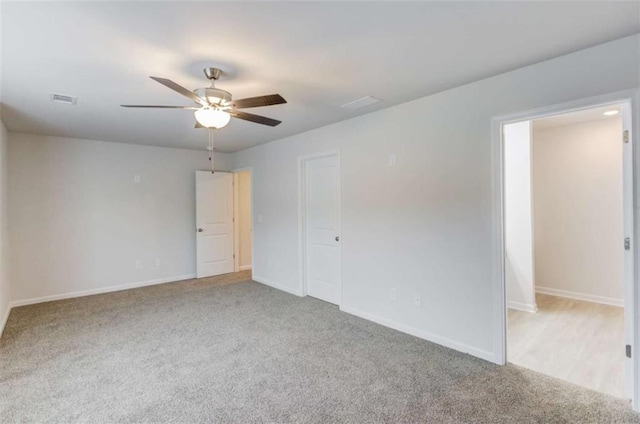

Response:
(50, 93), (77, 105)
(341, 96), (382, 110)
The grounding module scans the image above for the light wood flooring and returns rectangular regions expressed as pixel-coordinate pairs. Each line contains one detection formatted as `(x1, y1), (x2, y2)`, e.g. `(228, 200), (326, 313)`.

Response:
(508, 293), (625, 398)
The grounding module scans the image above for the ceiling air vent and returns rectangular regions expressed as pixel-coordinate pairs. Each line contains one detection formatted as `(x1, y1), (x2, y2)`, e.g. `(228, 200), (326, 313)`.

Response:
(50, 93), (77, 105)
(341, 96), (382, 110)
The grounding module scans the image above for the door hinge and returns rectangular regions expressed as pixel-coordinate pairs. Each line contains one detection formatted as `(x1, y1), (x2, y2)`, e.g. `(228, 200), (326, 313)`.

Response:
(623, 130), (629, 144)
(627, 344), (632, 358)
(625, 237), (631, 251)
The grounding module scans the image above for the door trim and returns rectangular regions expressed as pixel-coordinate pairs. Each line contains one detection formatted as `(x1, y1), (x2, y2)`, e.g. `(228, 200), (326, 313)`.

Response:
(298, 150), (342, 304)
(232, 167), (254, 273)
(233, 172), (240, 272)
(490, 89), (639, 408)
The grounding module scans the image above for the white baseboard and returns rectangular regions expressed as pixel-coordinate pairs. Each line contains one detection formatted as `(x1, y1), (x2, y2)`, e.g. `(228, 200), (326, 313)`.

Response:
(239, 265), (252, 271)
(536, 286), (624, 307)
(0, 302), (11, 338)
(252, 278), (495, 363)
(507, 300), (538, 313)
(340, 304), (496, 364)
(9, 274), (197, 309)
(252, 275), (304, 297)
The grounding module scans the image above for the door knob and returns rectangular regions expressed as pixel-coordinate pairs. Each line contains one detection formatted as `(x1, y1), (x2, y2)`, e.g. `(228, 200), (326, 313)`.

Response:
(335, 236), (340, 242)
(198, 228), (203, 233)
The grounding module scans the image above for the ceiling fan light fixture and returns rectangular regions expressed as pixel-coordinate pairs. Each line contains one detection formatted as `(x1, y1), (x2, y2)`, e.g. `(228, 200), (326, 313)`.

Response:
(122, 69), (285, 128)
(194, 108), (231, 129)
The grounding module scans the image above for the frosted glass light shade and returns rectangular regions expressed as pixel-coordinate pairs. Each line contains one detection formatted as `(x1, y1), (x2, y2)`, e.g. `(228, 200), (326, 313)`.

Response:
(194, 109), (231, 129)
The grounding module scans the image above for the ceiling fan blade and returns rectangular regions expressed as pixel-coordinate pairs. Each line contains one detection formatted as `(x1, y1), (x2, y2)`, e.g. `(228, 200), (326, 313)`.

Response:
(232, 111), (282, 127)
(233, 94), (286, 109)
(121, 105), (199, 109)
(149, 76), (207, 106)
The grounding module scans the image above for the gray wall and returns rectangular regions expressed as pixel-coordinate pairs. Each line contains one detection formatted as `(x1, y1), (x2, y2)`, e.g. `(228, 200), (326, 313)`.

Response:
(232, 35), (640, 361)
(8, 133), (232, 303)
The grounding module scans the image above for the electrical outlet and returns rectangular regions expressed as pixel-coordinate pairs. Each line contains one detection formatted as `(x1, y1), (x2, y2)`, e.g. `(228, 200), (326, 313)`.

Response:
(133, 175), (141, 183)
(135, 260), (142, 270)
(155, 258), (161, 267)
(388, 154), (397, 167)
(413, 294), (422, 307)
(390, 288), (397, 301)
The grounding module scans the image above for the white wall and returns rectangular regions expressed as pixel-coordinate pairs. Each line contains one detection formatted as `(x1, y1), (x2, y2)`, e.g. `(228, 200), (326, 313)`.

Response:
(0, 121), (10, 333)
(533, 117), (624, 305)
(8, 133), (232, 303)
(237, 171), (252, 270)
(233, 35), (640, 361)
(504, 121), (536, 312)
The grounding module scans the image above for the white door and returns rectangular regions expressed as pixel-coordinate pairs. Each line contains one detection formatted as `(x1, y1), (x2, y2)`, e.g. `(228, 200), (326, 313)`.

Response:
(621, 102), (635, 400)
(196, 171), (234, 278)
(304, 154), (341, 304)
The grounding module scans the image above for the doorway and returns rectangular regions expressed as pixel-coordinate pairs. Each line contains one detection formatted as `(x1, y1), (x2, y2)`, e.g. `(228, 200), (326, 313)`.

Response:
(195, 169), (253, 279)
(299, 151), (342, 305)
(496, 99), (634, 401)
(233, 170), (253, 273)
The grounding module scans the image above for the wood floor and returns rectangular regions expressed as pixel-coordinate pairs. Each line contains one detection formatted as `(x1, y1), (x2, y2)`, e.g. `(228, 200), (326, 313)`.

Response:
(508, 293), (625, 398)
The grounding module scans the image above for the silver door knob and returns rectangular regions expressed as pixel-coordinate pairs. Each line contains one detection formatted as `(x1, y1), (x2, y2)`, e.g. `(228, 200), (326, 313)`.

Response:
(198, 228), (203, 232)
(335, 236), (340, 242)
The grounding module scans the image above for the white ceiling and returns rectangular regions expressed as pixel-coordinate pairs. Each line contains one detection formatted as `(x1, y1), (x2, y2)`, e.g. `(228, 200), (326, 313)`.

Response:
(533, 104), (624, 130)
(2, 1), (639, 153)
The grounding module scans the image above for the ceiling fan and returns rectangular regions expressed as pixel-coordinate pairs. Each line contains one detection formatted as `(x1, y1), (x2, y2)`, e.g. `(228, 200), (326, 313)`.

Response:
(121, 67), (286, 129)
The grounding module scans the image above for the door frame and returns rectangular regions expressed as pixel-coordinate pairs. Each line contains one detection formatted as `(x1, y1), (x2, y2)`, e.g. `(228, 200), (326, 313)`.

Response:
(298, 149), (342, 304)
(232, 167), (254, 273)
(491, 89), (639, 408)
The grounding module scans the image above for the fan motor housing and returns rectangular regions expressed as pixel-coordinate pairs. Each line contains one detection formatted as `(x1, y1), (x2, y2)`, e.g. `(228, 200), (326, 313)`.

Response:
(194, 87), (232, 108)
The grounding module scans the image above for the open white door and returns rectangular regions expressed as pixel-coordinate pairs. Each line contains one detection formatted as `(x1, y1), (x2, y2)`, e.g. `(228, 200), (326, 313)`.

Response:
(304, 153), (341, 304)
(621, 101), (635, 400)
(196, 171), (234, 278)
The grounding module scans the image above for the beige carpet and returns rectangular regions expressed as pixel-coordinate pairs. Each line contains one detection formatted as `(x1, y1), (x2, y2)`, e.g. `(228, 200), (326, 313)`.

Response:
(1, 272), (638, 423)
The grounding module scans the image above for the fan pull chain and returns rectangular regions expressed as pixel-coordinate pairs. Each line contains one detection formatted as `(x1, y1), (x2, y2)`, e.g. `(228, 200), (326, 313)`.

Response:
(208, 128), (215, 174)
